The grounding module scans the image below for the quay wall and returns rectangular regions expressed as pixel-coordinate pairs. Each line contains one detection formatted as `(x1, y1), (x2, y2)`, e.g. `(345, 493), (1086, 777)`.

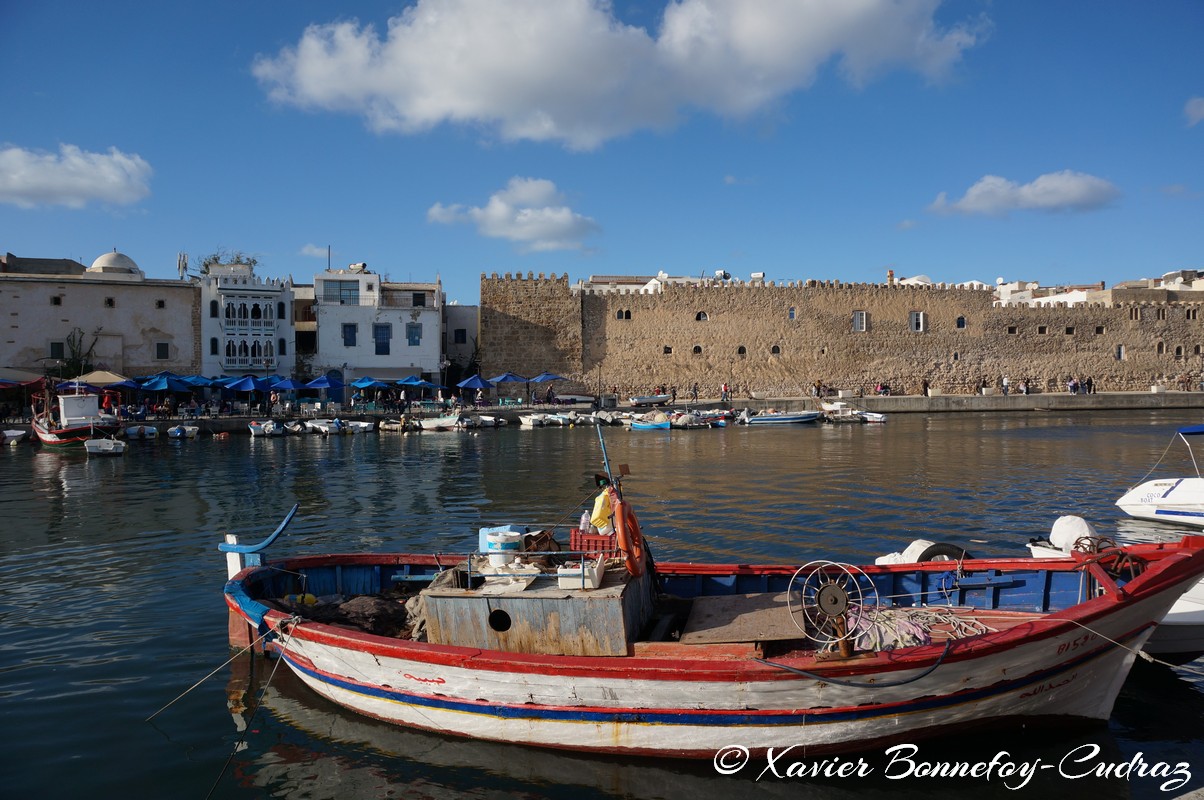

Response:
(479, 275), (1204, 399)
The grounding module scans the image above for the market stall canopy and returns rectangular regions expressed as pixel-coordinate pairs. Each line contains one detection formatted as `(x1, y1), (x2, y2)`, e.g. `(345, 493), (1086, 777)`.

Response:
(0, 367), (47, 383)
(55, 381), (101, 393)
(107, 379), (142, 390)
(75, 369), (132, 386)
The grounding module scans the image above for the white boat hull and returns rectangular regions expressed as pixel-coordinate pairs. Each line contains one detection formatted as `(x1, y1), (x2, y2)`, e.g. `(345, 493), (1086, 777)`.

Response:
(253, 579), (1180, 756)
(1116, 477), (1204, 528)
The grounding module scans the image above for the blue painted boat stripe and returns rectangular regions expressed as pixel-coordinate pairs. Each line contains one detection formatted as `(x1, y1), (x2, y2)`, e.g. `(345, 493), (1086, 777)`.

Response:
(1154, 508), (1204, 518)
(1160, 479), (1185, 499)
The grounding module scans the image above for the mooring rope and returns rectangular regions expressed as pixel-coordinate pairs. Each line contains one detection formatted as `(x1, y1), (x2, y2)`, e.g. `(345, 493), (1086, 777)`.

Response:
(1128, 435), (1179, 489)
(145, 622), (285, 722)
(204, 616), (301, 800)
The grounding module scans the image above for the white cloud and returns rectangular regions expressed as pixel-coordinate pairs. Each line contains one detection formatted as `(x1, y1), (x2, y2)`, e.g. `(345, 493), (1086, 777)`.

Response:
(929, 170), (1120, 216)
(428, 177), (599, 251)
(299, 243), (329, 258)
(0, 144), (151, 209)
(1187, 97), (1204, 127)
(896, 219), (917, 230)
(253, 0), (987, 150)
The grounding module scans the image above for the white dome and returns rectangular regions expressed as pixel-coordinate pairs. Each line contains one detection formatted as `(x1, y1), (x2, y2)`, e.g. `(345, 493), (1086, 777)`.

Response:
(87, 250), (143, 275)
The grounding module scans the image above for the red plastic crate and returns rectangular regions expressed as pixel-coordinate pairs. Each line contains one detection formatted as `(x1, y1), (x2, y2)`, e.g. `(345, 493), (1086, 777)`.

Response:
(569, 528), (619, 557)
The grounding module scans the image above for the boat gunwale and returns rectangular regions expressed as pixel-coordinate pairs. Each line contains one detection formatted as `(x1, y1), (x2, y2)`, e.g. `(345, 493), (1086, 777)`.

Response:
(224, 541), (1204, 680)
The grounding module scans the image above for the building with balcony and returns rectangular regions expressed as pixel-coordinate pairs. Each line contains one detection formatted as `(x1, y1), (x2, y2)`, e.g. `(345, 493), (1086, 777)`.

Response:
(312, 263), (443, 384)
(199, 262), (295, 378)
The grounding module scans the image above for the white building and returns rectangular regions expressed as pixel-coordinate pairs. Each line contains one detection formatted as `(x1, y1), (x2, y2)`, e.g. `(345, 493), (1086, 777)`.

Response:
(312, 263), (443, 384)
(199, 262), (295, 378)
(0, 250), (198, 377)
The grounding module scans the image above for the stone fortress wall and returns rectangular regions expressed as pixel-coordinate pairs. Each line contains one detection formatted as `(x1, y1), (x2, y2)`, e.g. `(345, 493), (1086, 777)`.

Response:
(480, 273), (1204, 397)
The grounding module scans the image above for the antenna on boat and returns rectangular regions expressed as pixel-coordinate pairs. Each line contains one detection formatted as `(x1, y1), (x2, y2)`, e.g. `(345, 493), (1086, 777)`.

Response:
(596, 424), (615, 489)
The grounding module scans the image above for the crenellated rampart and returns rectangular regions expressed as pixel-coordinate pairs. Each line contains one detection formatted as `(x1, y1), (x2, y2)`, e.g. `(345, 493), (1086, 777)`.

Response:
(480, 275), (1204, 397)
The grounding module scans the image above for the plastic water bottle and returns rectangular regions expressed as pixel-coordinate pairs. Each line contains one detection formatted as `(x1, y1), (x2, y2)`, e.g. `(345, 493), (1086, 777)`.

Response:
(579, 511), (590, 532)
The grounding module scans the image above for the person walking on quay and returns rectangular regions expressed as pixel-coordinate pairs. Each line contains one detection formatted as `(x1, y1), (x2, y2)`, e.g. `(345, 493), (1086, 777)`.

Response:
(1001, 376), (1009, 396)
(691, 383), (699, 402)
(921, 378), (930, 398)
(720, 382), (730, 403)
(1085, 376), (1095, 394)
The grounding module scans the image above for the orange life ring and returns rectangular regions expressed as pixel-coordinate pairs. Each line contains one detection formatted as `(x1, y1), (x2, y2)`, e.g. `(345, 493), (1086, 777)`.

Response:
(609, 488), (645, 577)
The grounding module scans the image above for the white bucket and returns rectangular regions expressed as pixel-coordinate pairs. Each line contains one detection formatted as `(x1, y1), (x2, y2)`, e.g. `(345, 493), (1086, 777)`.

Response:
(486, 531), (523, 567)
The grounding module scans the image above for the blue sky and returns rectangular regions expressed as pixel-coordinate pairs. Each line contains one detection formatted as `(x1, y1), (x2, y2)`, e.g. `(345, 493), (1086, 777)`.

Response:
(1, 1), (1201, 305)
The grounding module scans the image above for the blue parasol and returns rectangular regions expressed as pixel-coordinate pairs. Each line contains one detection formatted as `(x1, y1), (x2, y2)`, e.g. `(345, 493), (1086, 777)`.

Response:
(457, 374), (494, 390)
(487, 371), (529, 383)
(530, 371), (567, 383)
(305, 375), (345, 390)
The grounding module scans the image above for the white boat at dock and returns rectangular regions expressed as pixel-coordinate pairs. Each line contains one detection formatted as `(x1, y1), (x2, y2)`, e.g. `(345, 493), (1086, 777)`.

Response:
(1116, 425), (1204, 528)
(84, 437), (126, 456)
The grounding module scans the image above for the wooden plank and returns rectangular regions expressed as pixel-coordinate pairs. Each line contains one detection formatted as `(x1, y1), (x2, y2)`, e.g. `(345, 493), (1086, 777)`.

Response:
(679, 591), (803, 644)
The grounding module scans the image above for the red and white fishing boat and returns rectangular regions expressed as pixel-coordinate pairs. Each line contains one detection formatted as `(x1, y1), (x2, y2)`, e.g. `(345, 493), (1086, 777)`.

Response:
(222, 468), (1204, 758)
(31, 385), (120, 447)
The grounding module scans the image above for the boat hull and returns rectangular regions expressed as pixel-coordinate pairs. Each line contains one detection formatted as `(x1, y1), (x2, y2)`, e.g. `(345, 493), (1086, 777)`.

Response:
(33, 420), (121, 447)
(226, 541), (1204, 757)
(1116, 477), (1204, 528)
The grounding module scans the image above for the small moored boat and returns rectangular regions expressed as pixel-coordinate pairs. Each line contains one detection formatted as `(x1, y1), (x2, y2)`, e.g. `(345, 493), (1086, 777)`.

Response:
(32, 388), (120, 447)
(221, 435), (1204, 759)
(1116, 425), (1204, 528)
(84, 437), (126, 456)
(167, 425), (199, 439)
(738, 409), (823, 425)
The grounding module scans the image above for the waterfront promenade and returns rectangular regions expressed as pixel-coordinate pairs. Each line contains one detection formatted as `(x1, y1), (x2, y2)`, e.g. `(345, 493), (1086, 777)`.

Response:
(6, 389), (1204, 438)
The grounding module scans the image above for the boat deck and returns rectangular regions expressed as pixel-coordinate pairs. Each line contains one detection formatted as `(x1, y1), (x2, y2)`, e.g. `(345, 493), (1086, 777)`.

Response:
(678, 591), (1044, 646)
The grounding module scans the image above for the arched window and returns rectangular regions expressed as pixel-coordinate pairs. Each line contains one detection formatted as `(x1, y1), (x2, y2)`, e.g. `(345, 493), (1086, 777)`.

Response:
(251, 304), (262, 320)
(788, 307), (796, 321)
(1157, 341), (1165, 355)
(251, 340), (262, 359)
(770, 345), (781, 355)
(696, 311), (709, 321)
(264, 304), (274, 320)
(277, 301), (286, 319)
(278, 338), (288, 356)
(209, 337), (218, 355)
(264, 340), (274, 357)
(616, 310), (624, 320)
(1175, 345), (1184, 360)
(956, 316), (966, 329)
(225, 341), (235, 357)
(737, 345), (747, 355)
(225, 303), (235, 319)
(663, 345), (672, 354)
(693, 345), (703, 355)
(238, 341), (249, 357)
(209, 300), (219, 318)
(238, 303), (249, 319)
(953, 352), (960, 362)
(624, 310), (631, 320)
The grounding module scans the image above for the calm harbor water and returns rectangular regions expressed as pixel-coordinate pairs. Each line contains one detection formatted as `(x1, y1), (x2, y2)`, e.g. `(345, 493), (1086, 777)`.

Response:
(2, 410), (1203, 798)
